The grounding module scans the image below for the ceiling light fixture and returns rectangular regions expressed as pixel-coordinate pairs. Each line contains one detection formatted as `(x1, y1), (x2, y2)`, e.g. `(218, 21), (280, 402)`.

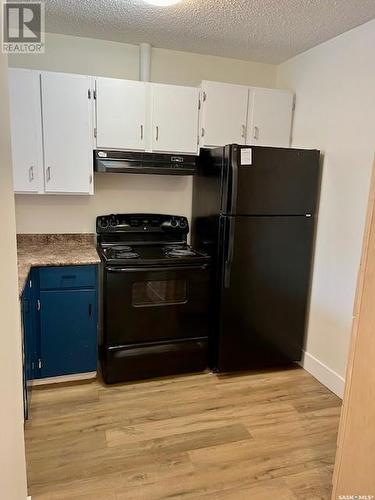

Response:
(142, 0), (181, 6)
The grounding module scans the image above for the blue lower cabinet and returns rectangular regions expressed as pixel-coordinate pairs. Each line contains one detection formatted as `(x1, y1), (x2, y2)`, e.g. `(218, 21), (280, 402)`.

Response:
(39, 288), (97, 377)
(21, 269), (39, 419)
(21, 265), (98, 418)
(38, 265), (98, 378)
(21, 264), (98, 391)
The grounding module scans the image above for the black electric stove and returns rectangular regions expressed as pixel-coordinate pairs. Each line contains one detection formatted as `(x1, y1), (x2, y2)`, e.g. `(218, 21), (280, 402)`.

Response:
(96, 214), (211, 384)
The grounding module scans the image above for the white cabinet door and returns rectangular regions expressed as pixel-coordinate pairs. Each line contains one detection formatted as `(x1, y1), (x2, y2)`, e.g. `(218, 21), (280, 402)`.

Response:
(41, 72), (93, 194)
(247, 88), (293, 147)
(200, 81), (248, 147)
(9, 69), (43, 193)
(96, 78), (146, 150)
(151, 84), (199, 154)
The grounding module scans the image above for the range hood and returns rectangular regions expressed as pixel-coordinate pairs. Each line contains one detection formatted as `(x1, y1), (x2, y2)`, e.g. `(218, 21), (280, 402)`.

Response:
(94, 150), (197, 176)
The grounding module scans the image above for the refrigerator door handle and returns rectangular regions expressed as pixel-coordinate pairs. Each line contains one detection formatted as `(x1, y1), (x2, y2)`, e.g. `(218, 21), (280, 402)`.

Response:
(229, 146), (239, 214)
(224, 217), (236, 288)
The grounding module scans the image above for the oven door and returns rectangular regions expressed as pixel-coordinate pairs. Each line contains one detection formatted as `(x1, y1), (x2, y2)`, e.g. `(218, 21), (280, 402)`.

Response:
(104, 263), (210, 345)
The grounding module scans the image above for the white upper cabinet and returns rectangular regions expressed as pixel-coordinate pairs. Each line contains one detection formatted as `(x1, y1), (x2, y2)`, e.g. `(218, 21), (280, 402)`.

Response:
(96, 78), (147, 150)
(41, 72), (94, 194)
(95, 79), (199, 155)
(8, 68), (295, 196)
(200, 81), (249, 147)
(9, 68), (43, 193)
(247, 88), (294, 148)
(151, 84), (199, 154)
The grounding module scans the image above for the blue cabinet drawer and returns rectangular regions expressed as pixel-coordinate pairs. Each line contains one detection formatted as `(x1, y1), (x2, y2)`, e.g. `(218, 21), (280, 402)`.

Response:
(39, 265), (96, 290)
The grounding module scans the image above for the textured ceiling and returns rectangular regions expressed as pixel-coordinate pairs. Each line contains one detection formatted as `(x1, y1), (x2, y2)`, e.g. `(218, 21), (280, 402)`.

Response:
(35, 0), (375, 63)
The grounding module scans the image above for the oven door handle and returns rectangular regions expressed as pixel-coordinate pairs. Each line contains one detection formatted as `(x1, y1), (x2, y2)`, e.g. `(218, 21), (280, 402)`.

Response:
(106, 264), (209, 273)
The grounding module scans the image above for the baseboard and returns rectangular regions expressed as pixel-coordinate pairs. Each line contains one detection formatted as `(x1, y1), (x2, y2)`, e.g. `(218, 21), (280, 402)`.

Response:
(301, 351), (345, 398)
(32, 371), (96, 386)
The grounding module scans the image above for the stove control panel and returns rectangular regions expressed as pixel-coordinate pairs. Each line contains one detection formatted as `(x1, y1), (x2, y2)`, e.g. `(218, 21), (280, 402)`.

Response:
(97, 214), (189, 234)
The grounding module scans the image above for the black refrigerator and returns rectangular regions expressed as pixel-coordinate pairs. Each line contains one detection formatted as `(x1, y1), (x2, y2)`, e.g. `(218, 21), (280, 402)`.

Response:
(192, 144), (321, 372)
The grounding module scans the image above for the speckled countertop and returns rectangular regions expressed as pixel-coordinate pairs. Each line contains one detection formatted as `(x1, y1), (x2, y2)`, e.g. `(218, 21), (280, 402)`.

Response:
(17, 234), (100, 296)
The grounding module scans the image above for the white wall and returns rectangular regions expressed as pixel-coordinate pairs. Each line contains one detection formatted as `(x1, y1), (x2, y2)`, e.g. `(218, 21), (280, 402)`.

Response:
(151, 47), (276, 87)
(0, 11), (28, 499)
(11, 33), (277, 234)
(9, 33), (140, 80)
(15, 174), (192, 234)
(10, 33), (277, 87)
(277, 19), (375, 396)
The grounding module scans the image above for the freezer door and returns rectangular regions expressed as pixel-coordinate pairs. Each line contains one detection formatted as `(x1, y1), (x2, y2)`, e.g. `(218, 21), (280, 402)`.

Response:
(216, 215), (315, 372)
(224, 145), (320, 216)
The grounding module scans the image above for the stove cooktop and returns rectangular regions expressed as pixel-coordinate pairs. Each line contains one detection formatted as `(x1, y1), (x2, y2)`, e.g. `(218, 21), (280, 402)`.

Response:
(98, 244), (210, 266)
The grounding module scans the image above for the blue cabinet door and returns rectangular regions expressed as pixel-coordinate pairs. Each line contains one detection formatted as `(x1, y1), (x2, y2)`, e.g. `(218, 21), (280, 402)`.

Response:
(22, 283), (32, 384)
(21, 269), (39, 418)
(21, 284), (32, 419)
(40, 289), (97, 377)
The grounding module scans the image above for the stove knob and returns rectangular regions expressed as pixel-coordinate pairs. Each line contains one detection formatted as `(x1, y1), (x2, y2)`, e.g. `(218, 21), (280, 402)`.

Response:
(100, 218), (108, 228)
(180, 219), (187, 229)
(171, 219), (178, 227)
(110, 217), (118, 227)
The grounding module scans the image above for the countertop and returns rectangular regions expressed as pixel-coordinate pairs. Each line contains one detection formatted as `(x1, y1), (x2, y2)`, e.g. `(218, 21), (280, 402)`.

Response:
(17, 234), (100, 296)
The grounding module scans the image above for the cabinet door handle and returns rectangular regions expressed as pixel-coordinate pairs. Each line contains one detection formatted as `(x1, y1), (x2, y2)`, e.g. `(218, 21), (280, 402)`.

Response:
(29, 166), (34, 182)
(88, 303), (92, 317)
(46, 166), (51, 181)
(140, 124), (144, 141)
(241, 125), (246, 139)
(253, 126), (259, 140)
(155, 126), (159, 141)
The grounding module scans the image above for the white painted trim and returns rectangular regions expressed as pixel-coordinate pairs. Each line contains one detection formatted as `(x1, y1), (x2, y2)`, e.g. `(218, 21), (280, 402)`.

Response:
(32, 371), (96, 386)
(301, 351), (345, 398)
(27, 496), (31, 499)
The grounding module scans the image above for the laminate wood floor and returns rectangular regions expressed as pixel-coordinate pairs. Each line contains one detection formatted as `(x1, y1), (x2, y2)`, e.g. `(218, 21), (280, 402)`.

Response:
(25, 367), (341, 499)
